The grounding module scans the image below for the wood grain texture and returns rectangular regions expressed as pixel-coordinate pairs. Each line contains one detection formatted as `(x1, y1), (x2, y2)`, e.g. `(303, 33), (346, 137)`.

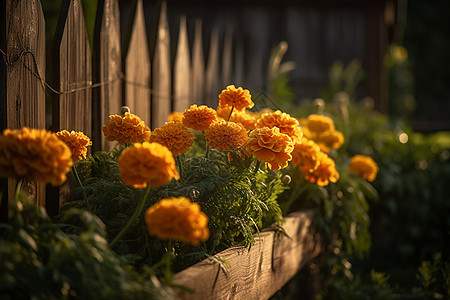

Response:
(191, 19), (204, 104)
(173, 15), (191, 113)
(123, 0), (151, 125)
(173, 210), (321, 300)
(93, 0), (122, 151)
(221, 28), (233, 87)
(151, 1), (171, 128)
(4, 0), (46, 206)
(204, 27), (220, 108)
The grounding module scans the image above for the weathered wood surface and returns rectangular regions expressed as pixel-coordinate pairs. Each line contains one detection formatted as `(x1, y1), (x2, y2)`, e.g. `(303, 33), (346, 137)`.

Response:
(191, 19), (204, 104)
(173, 210), (321, 300)
(204, 27), (220, 108)
(3, 0), (47, 207)
(123, 0), (151, 125)
(173, 15), (191, 113)
(151, 1), (171, 128)
(93, 0), (122, 151)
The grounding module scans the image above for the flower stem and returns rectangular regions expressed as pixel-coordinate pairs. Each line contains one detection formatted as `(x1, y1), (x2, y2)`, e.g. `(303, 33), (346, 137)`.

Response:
(110, 185), (151, 248)
(175, 156), (183, 179)
(205, 143), (211, 158)
(253, 160), (262, 174)
(72, 165), (91, 211)
(227, 106), (235, 121)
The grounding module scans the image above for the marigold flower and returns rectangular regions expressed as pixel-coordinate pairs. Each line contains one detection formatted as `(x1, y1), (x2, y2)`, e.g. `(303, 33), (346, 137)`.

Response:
(218, 85), (254, 111)
(0, 128), (72, 185)
(204, 121), (248, 151)
(55, 130), (92, 161)
(317, 130), (344, 152)
(168, 112), (184, 122)
(182, 104), (218, 131)
(302, 151), (339, 186)
(217, 106), (256, 130)
(291, 137), (322, 170)
(102, 112), (150, 145)
(305, 114), (335, 133)
(349, 154), (378, 182)
(256, 110), (303, 143)
(241, 127), (294, 170)
(118, 142), (179, 189)
(150, 121), (193, 156)
(145, 196), (209, 245)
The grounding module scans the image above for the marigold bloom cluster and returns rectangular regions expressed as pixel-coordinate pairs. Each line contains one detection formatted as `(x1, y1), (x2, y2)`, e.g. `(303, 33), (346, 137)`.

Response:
(218, 85), (254, 111)
(182, 104), (218, 131)
(349, 155), (378, 182)
(118, 142), (179, 189)
(204, 121), (248, 151)
(150, 121), (193, 156)
(0, 128), (72, 185)
(55, 130), (92, 161)
(291, 137), (322, 170)
(145, 196), (209, 245)
(168, 112), (184, 122)
(102, 112), (151, 145)
(242, 127), (294, 170)
(217, 106), (256, 130)
(256, 110), (303, 143)
(300, 114), (344, 152)
(301, 151), (340, 186)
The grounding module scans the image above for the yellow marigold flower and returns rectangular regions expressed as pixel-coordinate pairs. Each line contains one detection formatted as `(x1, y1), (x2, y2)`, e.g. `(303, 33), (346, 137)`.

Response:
(102, 112), (151, 145)
(0, 128), (72, 185)
(218, 85), (254, 111)
(204, 121), (248, 151)
(291, 137), (322, 171)
(145, 196), (209, 246)
(55, 130), (92, 161)
(302, 151), (339, 186)
(168, 112), (184, 122)
(150, 121), (193, 156)
(349, 154), (378, 182)
(118, 142), (179, 189)
(182, 104), (218, 131)
(217, 106), (256, 130)
(305, 114), (335, 133)
(241, 127), (294, 170)
(255, 110), (303, 143)
(317, 130), (344, 152)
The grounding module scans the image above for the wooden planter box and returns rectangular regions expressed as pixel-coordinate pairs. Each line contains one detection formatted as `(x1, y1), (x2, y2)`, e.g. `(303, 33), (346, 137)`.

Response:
(173, 210), (321, 300)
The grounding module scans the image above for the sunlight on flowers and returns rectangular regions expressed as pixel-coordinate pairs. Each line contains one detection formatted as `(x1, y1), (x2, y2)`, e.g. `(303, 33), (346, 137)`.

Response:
(349, 154), (378, 182)
(256, 110), (303, 143)
(103, 112), (151, 145)
(182, 104), (218, 131)
(218, 85), (254, 111)
(55, 130), (92, 161)
(204, 121), (248, 151)
(150, 121), (193, 156)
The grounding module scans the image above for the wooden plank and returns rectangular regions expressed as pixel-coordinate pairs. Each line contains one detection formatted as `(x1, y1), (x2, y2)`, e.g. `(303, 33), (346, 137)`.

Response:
(51, 0), (92, 216)
(191, 19), (204, 104)
(151, 1), (171, 128)
(204, 27), (220, 108)
(3, 0), (47, 208)
(93, 0), (122, 151)
(123, 0), (151, 125)
(221, 28), (233, 88)
(173, 210), (321, 300)
(173, 15), (191, 113)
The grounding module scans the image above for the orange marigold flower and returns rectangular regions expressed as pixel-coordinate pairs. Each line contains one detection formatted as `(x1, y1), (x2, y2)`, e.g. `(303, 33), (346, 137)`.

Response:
(305, 114), (335, 133)
(103, 112), (151, 145)
(255, 110), (303, 143)
(168, 112), (184, 122)
(317, 130), (344, 152)
(55, 130), (92, 161)
(182, 104), (218, 131)
(241, 127), (294, 170)
(118, 142), (179, 189)
(349, 154), (378, 182)
(216, 106), (256, 130)
(302, 151), (339, 186)
(218, 85), (254, 111)
(291, 137), (322, 170)
(204, 121), (248, 151)
(0, 128), (72, 185)
(150, 121), (193, 156)
(145, 196), (209, 246)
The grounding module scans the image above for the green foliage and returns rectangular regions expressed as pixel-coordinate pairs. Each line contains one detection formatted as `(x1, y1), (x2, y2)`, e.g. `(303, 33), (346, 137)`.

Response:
(0, 192), (177, 300)
(415, 252), (450, 299)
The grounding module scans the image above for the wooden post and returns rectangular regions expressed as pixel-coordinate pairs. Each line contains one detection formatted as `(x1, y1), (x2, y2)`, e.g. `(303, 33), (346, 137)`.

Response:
(173, 15), (192, 113)
(93, 0), (123, 151)
(205, 27), (220, 108)
(50, 0), (92, 216)
(123, 0), (151, 126)
(191, 19), (205, 104)
(1, 0), (47, 215)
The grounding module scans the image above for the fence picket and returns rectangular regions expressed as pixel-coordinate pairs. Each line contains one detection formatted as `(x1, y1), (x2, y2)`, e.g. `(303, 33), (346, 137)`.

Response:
(221, 28), (233, 88)
(2, 0), (47, 211)
(191, 19), (204, 104)
(205, 27), (220, 108)
(151, 1), (171, 128)
(93, 0), (122, 151)
(173, 15), (191, 113)
(123, 0), (151, 125)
